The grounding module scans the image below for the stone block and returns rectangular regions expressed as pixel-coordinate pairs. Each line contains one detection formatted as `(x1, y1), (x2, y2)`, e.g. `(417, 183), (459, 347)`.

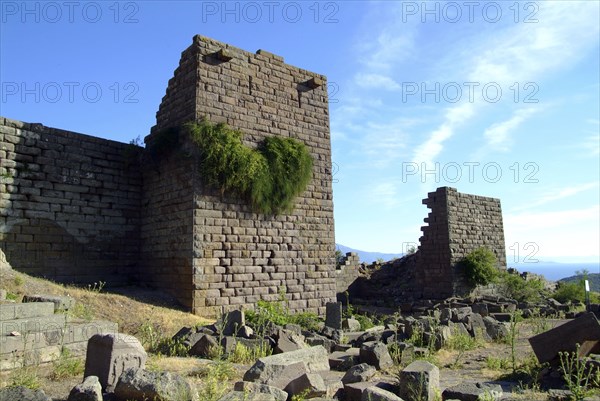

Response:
(442, 382), (503, 401)
(362, 387), (405, 401)
(114, 368), (193, 401)
(67, 375), (102, 401)
(23, 294), (75, 311)
(233, 381), (287, 401)
(0, 386), (52, 401)
(285, 372), (327, 398)
(398, 360), (439, 401)
(342, 363), (376, 384)
(359, 342), (393, 370)
(529, 312), (600, 363)
(325, 302), (342, 330)
(83, 333), (147, 392)
(243, 345), (330, 389)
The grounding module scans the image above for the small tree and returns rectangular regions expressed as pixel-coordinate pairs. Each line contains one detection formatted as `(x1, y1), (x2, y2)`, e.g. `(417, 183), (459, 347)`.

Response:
(461, 247), (498, 287)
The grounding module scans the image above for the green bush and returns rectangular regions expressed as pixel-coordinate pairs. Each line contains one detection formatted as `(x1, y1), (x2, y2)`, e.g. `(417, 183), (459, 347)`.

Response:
(187, 119), (313, 215)
(553, 281), (586, 303)
(497, 271), (547, 303)
(461, 247), (498, 287)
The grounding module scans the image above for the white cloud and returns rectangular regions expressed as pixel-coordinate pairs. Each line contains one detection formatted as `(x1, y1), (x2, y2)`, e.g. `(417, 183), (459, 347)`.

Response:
(504, 205), (600, 258)
(354, 73), (400, 91)
(370, 182), (399, 209)
(483, 107), (539, 152)
(511, 182), (599, 212)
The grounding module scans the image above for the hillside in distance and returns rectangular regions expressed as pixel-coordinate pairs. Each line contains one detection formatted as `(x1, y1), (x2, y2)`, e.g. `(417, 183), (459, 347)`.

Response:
(559, 273), (600, 292)
(336, 243), (404, 264)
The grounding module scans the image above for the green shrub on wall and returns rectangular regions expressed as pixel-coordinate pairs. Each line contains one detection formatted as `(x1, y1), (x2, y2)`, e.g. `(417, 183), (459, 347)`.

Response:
(461, 247), (498, 287)
(186, 119), (313, 215)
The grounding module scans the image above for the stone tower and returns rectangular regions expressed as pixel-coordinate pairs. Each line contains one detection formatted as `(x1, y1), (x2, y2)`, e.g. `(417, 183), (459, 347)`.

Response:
(415, 187), (507, 298)
(140, 35), (337, 315)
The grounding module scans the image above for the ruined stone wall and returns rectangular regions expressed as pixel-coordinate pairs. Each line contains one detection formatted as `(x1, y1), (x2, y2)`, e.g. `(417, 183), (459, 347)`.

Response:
(144, 35), (336, 315)
(415, 187), (506, 298)
(0, 117), (142, 285)
(335, 252), (361, 295)
(0, 35), (337, 316)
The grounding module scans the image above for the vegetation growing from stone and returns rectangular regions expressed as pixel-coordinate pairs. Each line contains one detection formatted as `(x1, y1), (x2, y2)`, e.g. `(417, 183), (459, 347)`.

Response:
(187, 119), (313, 214)
(461, 247), (498, 287)
(245, 289), (321, 331)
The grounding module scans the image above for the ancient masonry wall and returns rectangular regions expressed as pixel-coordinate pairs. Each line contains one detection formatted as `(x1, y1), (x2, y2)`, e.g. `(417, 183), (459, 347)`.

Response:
(145, 35), (336, 315)
(0, 117), (142, 285)
(415, 186), (506, 298)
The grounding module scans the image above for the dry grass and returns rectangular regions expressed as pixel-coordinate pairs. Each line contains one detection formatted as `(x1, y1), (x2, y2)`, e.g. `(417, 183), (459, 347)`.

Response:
(0, 268), (211, 338)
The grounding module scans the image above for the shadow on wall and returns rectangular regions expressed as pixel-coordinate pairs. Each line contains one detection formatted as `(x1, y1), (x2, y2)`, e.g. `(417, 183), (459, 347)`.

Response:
(2, 219), (136, 285)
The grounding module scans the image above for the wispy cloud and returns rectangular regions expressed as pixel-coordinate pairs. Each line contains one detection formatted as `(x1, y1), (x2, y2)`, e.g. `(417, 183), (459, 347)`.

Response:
(354, 73), (400, 90)
(511, 182), (599, 212)
(482, 107), (539, 152)
(370, 182), (399, 209)
(411, 1), (599, 162)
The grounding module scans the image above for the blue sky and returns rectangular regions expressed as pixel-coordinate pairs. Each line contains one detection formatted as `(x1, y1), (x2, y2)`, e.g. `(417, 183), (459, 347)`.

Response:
(2, 1), (599, 264)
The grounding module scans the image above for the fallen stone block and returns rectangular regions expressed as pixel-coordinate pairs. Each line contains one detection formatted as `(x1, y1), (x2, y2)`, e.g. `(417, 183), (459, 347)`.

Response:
(442, 382), (503, 401)
(222, 309), (245, 336)
(23, 294), (75, 312)
(189, 334), (219, 358)
(482, 317), (508, 340)
(274, 328), (307, 354)
(114, 367), (193, 401)
(529, 312), (600, 363)
(0, 386), (52, 401)
(359, 342), (393, 370)
(285, 372), (327, 398)
(398, 360), (439, 401)
(344, 382), (375, 401)
(67, 375), (103, 401)
(84, 333), (147, 392)
(342, 363), (376, 384)
(217, 391), (276, 401)
(329, 349), (360, 371)
(233, 381), (287, 401)
(489, 313), (512, 322)
(243, 345), (330, 387)
(362, 386), (405, 401)
(343, 318), (361, 332)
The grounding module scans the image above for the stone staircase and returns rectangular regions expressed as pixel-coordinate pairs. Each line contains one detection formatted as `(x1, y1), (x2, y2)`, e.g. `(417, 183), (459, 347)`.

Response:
(0, 299), (117, 370)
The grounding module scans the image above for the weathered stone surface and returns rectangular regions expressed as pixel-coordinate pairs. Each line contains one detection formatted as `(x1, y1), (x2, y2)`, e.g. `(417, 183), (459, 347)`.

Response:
(359, 342), (393, 370)
(233, 381), (287, 401)
(362, 387), (404, 401)
(398, 360), (439, 401)
(329, 349), (360, 371)
(341, 363), (376, 384)
(529, 312), (600, 363)
(442, 382), (503, 401)
(326, 302), (342, 330)
(0, 386), (52, 401)
(189, 334), (218, 358)
(343, 318), (361, 332)
(114, 367), (193, 401)
(285, 372), (327, 398)
(84, 333), (147, 392)
(344, 382), (375, 401)
(243, 346), (329, 389)
(23, 294), (75, 311)
(274, 329), (307, 354)
(217, 392), (276, 401)
(67, 376), (103, 401)
(222, 310), (245, 336)
(482, 317), (508, 340)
